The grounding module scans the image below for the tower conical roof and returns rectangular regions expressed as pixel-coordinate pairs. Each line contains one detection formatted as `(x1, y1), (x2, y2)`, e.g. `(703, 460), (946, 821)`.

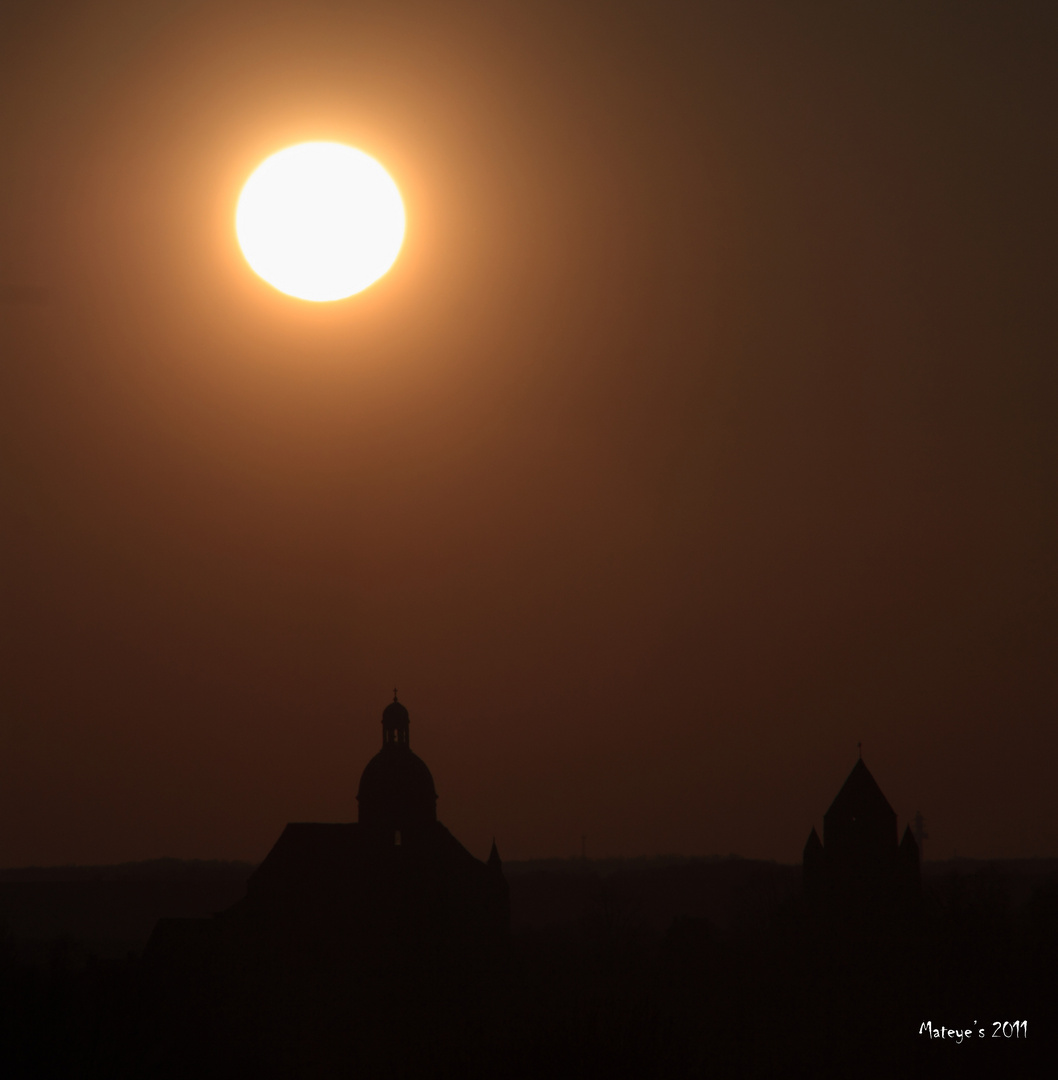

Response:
(824, 758), (895, 824)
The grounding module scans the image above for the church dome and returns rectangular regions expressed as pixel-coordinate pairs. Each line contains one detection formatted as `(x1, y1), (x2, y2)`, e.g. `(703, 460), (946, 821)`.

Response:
(356, 694), (437, 835)
(357, 749), (437, 831)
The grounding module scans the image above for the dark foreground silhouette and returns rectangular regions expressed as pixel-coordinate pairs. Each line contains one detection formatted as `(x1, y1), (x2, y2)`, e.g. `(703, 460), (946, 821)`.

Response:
(2, 853), (1053, 1079)
(1, 712), (1052, 1078)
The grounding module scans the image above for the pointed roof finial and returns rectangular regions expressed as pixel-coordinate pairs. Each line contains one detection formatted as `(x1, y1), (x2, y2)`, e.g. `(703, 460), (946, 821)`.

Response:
(857, 740), (862, 760)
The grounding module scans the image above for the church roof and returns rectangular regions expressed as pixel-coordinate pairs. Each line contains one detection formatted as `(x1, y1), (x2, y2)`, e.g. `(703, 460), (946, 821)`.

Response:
(249, 823), (359, 891)
(824, 758), (896, 825)
(241, 820), (502, 913)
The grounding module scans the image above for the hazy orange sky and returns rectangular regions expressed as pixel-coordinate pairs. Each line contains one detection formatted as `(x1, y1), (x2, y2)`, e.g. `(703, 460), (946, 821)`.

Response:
(0, 0), (1052, 867)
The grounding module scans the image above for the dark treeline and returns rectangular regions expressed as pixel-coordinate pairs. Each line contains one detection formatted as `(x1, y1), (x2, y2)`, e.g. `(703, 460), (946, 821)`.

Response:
(1, 858), (1053, 1078)
(0, 860), (256, 883)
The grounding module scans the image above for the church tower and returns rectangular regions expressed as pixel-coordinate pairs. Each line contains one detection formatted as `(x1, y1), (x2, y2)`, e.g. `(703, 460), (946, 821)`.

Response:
(822, 757), (898, 878)
(803, 756), (920, 914)
(145, 690), (509, 993)
(356, 692), (438, 842)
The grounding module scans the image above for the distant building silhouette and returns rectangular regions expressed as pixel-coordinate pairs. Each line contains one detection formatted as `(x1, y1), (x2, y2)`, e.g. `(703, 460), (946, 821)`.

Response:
(145, 693), (508, 985)
(803, 758), (920, 914)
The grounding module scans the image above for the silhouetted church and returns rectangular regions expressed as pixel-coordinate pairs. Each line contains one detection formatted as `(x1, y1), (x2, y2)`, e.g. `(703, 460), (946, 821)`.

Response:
(146, 694), (508, 981)
(803, 756), (920, 913)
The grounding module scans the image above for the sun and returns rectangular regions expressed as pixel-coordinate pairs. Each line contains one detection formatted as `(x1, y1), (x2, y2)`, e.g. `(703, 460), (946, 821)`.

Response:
(236, 142), (405, 302)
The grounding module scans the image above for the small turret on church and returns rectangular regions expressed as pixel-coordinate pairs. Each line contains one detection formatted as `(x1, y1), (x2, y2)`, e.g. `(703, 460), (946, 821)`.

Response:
(381, 691), (409, 747)
(487, 838), (502, 873)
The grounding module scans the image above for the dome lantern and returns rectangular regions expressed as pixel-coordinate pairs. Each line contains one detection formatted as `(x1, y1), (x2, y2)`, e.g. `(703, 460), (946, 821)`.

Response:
(382, 689), (410, 749)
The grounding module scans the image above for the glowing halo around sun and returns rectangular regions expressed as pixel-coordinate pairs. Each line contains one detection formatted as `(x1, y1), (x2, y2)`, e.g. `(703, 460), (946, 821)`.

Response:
(236, 142), (405, 301)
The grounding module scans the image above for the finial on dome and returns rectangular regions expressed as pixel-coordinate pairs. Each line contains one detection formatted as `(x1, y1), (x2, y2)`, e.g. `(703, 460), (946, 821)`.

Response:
(393, 687), (398, 702)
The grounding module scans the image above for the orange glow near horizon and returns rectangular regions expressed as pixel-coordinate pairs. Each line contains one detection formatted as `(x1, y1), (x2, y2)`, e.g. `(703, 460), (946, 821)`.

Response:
(236, 142), (405, 302)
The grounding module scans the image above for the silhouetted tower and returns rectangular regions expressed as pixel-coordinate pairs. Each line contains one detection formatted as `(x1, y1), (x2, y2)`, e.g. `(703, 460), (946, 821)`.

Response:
(823, 758), (897, 877)
(804, 757), (921, 914)
(356, 691), (438, 842)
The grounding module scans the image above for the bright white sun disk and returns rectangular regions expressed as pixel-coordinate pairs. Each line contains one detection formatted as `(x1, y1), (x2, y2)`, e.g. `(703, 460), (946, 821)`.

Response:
(236, 142), (405, 301)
